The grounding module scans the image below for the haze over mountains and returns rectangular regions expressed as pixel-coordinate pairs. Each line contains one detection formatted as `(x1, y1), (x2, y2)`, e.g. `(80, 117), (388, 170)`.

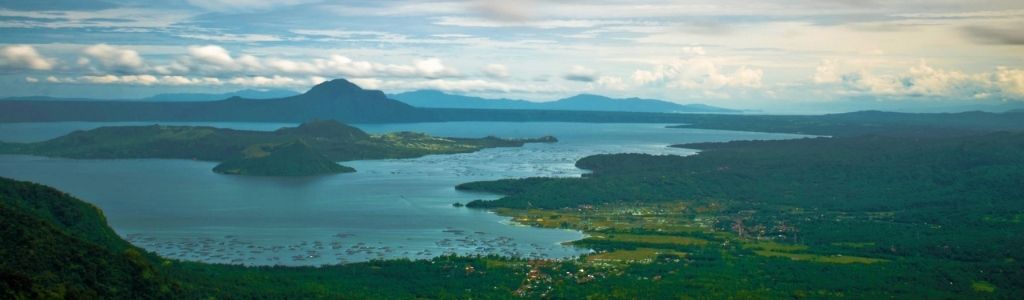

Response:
(144, 89), (300, 101)
(2, 78), (1022, 127)
(390, 90), (741, 113)
(0, 79), (749, 124)
(0, 79), (431, 123)
(2, 89), (300, 102)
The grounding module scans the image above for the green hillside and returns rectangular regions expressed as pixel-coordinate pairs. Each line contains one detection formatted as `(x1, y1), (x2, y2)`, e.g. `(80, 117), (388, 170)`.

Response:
(213, 141), (355, 176)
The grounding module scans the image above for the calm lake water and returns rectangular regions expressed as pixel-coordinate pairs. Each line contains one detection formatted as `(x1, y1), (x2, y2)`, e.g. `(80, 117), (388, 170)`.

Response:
(0, 122), (805, 266)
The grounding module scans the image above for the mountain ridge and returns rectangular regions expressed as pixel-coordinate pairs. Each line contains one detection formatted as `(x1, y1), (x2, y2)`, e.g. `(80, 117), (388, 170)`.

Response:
(390, 89), (741, 113)
(0, 79), (433, 123)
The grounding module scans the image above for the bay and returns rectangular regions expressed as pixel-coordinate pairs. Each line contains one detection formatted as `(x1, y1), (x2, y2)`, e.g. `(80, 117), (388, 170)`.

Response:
(0, 122), (805, 266)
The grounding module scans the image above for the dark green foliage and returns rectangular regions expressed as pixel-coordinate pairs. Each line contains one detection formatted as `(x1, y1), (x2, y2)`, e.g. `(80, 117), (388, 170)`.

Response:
(0, 178), (178, 299)
(463, 133), (1024, 212)
(273, 119), (370, 140)
(213, 140), (355, 176)
(0, 178), (129, 252)
(458, 132), (1024, 298)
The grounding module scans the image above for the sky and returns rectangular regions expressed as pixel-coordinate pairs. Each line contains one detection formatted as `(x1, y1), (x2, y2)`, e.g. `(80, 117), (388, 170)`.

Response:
(0, 0), (1022, 112)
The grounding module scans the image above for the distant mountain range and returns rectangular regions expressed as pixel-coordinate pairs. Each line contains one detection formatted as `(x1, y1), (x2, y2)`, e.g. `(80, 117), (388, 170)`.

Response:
(144, 89), (300, 101)
(390, 90), (741, 113)
(2, 78), (1021, 127)
(2, 89), (300, 102)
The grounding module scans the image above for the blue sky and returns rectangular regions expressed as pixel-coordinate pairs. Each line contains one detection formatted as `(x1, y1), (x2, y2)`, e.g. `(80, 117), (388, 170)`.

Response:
(0, 0), (1022, 112)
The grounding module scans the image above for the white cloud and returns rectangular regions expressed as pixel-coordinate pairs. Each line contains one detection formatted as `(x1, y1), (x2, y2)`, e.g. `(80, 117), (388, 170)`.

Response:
(472, 0), (535, 22)
(82, 44), (145, 72)
(0, 45), (54, 70)
(350, 77), (567, 94)
(178, 45), (461, 79)
(44, 73), (323, 88)
(632, 48), (763, 90)
(482, 64), (509, 78)
(25, 76), (38, 83)
(178, 33), (285, 43)
(813, 59), (840, 83)
(185, 0), (320, 12)
(413, 58), (459, 78)
(349, 78), (513, 93)
(188, 45), (236, 67)
(823, 60), (1024, 99)
(0, 8), (194, 29)
(564, 65), (598, 82)
(434, 16), (622, 29)
(995, 67), (1024, 96)
(596, 76), (628, 91)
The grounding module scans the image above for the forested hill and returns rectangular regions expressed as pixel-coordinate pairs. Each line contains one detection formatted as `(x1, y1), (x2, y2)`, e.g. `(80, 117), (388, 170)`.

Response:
(0, 177), (181, 298)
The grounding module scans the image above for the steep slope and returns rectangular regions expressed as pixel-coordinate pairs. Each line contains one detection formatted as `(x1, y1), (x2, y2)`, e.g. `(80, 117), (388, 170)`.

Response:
(0, 178), (177, 299)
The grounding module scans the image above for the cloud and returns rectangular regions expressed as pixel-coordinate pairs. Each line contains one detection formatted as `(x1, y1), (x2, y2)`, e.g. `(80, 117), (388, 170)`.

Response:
(962, 25), (1024, 45)
(482, 64), (509, 78)
(24, 76), (38, 83)
(471, 0), (535, 22)
(564, 65), (598, 82)
(595, 76), (628, 91)
(0, 7), (194, 29)
(185, 0), (320, 12)
(994, 67), (1024, 96)
(178, 45), (461, 79)
(434, 16), (620, 29)
(413, 58), (459, 78)
(177, 33), (285, 43)
(0, 0), (117, 11)
(82, 44), (145, 72)
(188, 45), (237, 67)
(0, 45), (54, 70)
(350, 78), (566, 94)
(822, 60), (1024, 99)
(813, 59), (841, 83)
(45, 74), (324, 88)
(632, 48), (763, 90)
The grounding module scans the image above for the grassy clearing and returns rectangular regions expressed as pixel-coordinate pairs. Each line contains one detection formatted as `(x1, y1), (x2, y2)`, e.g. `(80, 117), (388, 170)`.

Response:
(586, 248), (686, 264)
(743, 241), (808, 252)
(972, 281), (996, 293)
(830, 242), (876, 249)
(754, 250), (886, 264)
(588, 233), (709, 246)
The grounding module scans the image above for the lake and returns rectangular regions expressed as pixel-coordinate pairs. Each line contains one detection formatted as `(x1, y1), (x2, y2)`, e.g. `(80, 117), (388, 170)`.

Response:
(0, 122), (805, 266)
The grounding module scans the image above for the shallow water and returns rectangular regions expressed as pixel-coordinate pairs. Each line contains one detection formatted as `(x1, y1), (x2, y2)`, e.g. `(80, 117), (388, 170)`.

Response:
(0, 122), (805, 266)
